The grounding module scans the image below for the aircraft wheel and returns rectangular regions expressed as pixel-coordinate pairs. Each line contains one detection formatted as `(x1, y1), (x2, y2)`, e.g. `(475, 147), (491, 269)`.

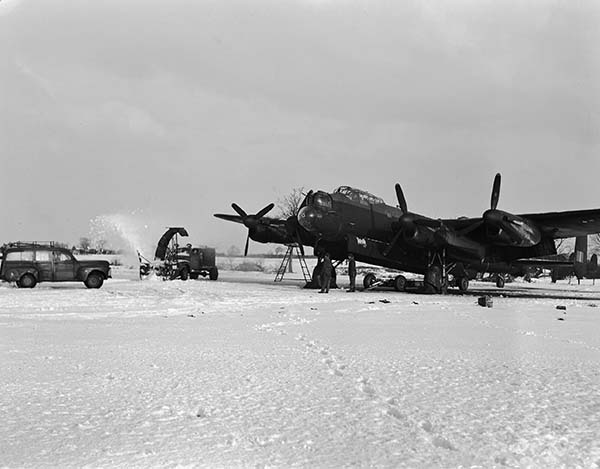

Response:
(180, 267), (189, 281)
(496, 276), (505, 288)
(394, 275), (406, 292)
(363, 273), (377, 289)
(457, 277), (469, 292)
(209, 267), (219, 281)
(18, 273), (37, 289)
(190, 272), (199, 280)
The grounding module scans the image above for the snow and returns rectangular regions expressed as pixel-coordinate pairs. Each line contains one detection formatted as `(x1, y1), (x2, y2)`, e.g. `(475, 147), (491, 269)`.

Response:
(2, 270), (600, 468)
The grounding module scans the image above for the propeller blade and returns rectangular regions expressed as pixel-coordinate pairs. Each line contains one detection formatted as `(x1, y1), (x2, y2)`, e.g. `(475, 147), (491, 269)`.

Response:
(383, 230), (403, 256)
(213, 214), (244, 223)
(490, 173), (501, 210)
(231, 203), (247, 218)
(395, 183), (408, 213)
(255, 203), (275, 219)
(244, 233), (250, 256)
(297, 237), (305, 256)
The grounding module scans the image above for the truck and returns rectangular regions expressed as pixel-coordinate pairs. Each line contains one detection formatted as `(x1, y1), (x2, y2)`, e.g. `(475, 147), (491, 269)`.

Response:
(0, 242), (111, 288)
(142, 227), (218, 281)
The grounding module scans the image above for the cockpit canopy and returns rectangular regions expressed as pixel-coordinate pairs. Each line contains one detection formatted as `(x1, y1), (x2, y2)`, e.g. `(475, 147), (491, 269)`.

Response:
(333, 186), (385, 206)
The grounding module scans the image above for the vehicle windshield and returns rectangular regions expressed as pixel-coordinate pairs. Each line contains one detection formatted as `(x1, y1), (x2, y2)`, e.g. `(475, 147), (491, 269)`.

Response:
(333, 186), (385, 206)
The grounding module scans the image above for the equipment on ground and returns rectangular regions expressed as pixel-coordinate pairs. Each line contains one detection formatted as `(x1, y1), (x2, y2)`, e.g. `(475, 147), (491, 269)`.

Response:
(140, 227), (218, 281)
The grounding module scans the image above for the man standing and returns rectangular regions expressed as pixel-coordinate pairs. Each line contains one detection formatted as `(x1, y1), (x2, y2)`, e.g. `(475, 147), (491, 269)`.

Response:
(347, 253), (356, 292)
(319, 252), (333, 293)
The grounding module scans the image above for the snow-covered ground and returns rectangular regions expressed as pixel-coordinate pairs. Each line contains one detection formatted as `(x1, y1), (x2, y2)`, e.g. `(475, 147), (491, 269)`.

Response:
(2, 270), (600, 468)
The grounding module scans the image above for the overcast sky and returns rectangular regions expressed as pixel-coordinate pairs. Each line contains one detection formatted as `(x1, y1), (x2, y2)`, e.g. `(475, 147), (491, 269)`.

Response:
(1, 0), (599, 253)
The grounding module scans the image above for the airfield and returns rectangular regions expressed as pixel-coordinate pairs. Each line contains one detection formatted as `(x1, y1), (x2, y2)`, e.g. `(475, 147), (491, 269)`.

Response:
(2, 263), (600, 468)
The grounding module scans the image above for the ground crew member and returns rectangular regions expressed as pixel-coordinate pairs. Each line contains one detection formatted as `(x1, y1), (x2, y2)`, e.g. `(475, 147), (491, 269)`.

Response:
(319, 252), (333, 293)
(347, 253), (356, 292)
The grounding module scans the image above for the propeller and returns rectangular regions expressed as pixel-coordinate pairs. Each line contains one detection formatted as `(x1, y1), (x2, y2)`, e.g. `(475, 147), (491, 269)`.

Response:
(453, 172), (503, 236)
(383, 183), (420, 255)
(285, 216), (305, 256)
(490, 173), (501, 210)
(395, 183), (408, 214)
(214, 202), (275, 256)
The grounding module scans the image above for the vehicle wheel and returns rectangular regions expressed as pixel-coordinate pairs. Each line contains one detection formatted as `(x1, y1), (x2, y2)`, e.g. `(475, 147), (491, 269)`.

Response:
(85, 272), (104, 289)
(457, 277), (469, 292)
(496, 276), (505, 288)
(18, 273), (37, 289)
(180, 267), (189, 281)
(209, 267), (218, 281)
(190, 272), (199, 280)
(363, 273), (377, 289)
(394, 275), (406, 292)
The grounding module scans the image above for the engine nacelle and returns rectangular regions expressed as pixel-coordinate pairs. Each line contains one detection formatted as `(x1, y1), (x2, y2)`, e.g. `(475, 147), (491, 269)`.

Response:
(402, 225), (436, 247)
(483, 209), (541, 247)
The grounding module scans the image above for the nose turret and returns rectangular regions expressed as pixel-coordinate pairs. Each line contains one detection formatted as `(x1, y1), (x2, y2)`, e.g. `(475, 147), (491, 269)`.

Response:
(297, 202), (341, 240)
(298, 206), (321, 232)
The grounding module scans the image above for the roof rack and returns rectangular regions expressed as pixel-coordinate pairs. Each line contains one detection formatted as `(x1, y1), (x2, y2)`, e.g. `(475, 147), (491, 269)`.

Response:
(2, 241), (69, 249)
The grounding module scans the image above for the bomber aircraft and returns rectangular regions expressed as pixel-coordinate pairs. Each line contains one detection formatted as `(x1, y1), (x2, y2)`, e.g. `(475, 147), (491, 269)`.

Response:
(214, 174), (600, 293)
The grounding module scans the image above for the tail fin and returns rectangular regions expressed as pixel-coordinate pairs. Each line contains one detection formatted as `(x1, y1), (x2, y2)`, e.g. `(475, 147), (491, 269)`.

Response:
(573, 236), (588, 279)
(589, 254), (598, 277)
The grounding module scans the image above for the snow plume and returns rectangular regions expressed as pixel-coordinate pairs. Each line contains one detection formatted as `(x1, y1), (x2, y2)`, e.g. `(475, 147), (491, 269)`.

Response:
(89, 212), (157, 265)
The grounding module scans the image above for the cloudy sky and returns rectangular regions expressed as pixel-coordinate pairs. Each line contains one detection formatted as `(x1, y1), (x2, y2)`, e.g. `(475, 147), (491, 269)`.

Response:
(1, 0), (598, 252)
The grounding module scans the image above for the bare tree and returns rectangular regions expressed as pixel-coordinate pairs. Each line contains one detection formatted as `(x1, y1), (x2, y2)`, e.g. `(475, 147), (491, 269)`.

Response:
(79, 237), (91, 252)
(277, 186), (306, 219)
(95, 239), (107, 253)
(590, 234), (600, 255)
(227, 245), (241, 257)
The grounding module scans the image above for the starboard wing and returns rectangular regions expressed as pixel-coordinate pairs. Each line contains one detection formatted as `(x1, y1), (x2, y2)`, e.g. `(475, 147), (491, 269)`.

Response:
(516, 209), (600, 238)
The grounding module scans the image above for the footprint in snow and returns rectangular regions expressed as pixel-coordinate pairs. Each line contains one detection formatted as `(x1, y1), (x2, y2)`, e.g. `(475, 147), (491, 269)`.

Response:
(420, 420), (433, 433)
(431, 435), (456, 451)
(386, 405), (406, 420)
(357, 376), (376, 395)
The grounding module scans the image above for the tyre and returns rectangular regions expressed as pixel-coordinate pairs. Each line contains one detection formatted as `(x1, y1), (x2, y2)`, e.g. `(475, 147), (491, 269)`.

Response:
(457, 277), (469, 292)
(180, 267), (189, 281)
(18, 273), (37, 289)
(189, 272), (199, 280)
(363, 273), (377, 289)
(496, 276), (505, 288)
(209, 267), (218, 281)
(84, 272), (104, 289)
(394, 275), (407, 292)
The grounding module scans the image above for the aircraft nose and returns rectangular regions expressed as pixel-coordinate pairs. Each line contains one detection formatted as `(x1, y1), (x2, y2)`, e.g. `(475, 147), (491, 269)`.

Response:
(297, 206), (320, 232)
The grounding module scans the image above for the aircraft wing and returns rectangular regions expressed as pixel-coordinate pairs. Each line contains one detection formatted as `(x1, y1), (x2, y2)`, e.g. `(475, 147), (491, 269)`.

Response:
(438, 217), (483, 233)
(440, 208), (600, 239)
(518, 209), (600, 238)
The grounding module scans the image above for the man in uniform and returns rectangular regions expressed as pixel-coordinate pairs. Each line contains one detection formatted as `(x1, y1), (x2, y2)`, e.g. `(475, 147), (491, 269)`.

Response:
(347, 253), (356, 292)
(319, 252), (333, 293)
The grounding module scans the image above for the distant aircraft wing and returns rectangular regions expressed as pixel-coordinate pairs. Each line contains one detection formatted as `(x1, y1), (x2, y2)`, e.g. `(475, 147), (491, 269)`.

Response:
(512, 258), (573, 267)
(518, 209), (600, 238)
